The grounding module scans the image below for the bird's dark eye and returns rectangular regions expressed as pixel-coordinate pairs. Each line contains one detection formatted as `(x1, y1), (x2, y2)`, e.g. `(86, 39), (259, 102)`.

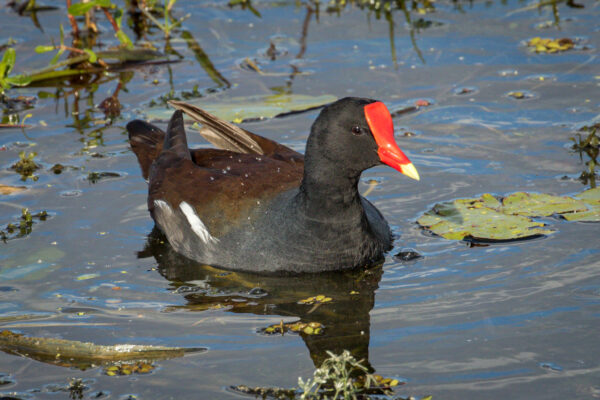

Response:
(351, 125), (362, 135)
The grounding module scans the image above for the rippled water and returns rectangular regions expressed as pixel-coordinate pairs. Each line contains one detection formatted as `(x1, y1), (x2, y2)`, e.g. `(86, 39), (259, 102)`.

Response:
(1, 1), (599, 399)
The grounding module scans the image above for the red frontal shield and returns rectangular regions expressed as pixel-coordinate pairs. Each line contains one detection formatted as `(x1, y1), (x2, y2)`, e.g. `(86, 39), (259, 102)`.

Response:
(364, 101), (420, 181)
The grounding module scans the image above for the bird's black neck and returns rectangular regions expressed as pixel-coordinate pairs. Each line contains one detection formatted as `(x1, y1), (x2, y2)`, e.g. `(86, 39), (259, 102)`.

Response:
(296, 158), (365, 220)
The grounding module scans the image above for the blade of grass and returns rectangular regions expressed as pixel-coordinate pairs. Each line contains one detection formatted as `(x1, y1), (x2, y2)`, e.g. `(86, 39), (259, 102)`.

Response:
(181, 30), (230, 88)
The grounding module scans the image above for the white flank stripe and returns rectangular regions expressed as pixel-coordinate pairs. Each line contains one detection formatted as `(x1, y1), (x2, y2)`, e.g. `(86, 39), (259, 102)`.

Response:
(179, 201), (218, 244)
(154, 199), (173, 214)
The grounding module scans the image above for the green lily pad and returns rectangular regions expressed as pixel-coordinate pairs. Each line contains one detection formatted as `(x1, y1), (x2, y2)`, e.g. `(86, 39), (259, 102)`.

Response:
(417, 195), (553, 241)
(479, 192), (503, 209)
(562, 208), (600, 222)
(501, 192), (588, 217)
(562, 187), (600, 222)
(418, 188), (600, 242)
(146, 94), (337, 123)
(574, 187), (600, 204)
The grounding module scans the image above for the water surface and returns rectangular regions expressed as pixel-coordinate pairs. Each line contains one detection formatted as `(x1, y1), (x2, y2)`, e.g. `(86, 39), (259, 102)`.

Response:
(1, 1), (599, 399)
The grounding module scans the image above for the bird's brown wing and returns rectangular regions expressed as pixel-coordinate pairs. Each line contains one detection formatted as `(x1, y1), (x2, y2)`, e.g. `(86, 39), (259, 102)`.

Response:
(168, 100), (302, 162)
(129, 104), (305, 238)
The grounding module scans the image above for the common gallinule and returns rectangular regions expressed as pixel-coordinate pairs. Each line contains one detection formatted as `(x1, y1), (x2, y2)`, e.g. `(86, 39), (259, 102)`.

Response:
(127, 97), (419, 273)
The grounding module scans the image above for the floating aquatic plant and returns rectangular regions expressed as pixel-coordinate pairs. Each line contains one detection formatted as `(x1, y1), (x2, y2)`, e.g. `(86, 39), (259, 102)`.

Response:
(562, 188), (600, 222)
(298, 295), (333, 305)
(0, 208), (47, 243)
(263, 321), (324, 336)
(147, 94), (338, 123)
(86, 171), (121, 184)
(507, 91), (534, 100)
(104, 362), (155, 376)
(232, 350), (417, 400)
(418, 188), (600, 242)
(0, 329), (205, 370)
(11, 151), (40, 180)
(527, 37), (574, 53)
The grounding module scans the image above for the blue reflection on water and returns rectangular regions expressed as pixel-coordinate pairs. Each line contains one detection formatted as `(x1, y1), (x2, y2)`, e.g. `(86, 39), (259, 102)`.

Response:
(435, 367), (534, 383)
(372, 306), (579, 343)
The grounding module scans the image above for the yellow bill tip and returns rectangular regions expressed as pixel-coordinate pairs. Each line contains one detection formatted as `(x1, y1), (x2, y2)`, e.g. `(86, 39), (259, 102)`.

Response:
(401, 162), (420, 181)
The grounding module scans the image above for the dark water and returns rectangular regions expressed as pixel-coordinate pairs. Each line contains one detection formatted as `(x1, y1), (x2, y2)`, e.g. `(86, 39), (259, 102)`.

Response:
(1, 1), (599, 399)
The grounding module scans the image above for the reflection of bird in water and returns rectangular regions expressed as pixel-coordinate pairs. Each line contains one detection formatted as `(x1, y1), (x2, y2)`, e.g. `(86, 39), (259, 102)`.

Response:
(138, 228), (382, 372)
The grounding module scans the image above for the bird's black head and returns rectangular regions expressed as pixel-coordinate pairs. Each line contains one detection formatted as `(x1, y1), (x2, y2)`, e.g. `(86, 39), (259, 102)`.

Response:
(304, 97), (419, 182)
